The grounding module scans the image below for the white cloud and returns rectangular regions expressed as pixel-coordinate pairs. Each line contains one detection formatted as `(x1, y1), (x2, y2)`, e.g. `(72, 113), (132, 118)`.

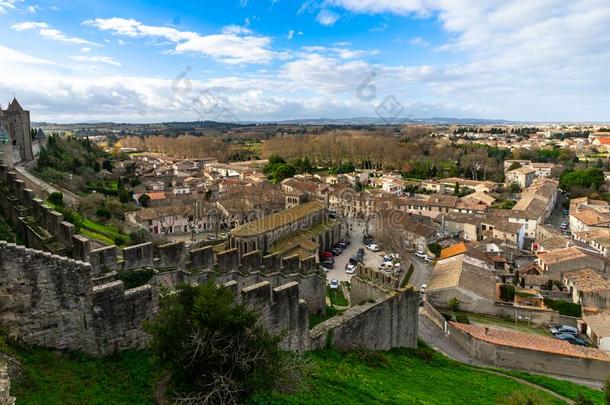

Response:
(316, 9), (340, 26)
(69, 55), (122, 66)
(83, 17), (278, 64)
(408, 36), (429, 47)
(287, 29), (295, 39)
(0, 44), (56, 65)
(80, 47), (91, 53)
(27, 4), (39, 13)
(12, 21), (96, 45)
(0, 0), (19, 14)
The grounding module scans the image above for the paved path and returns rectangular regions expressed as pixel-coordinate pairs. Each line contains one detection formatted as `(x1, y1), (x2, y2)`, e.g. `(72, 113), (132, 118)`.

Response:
(14, 165), (81, 206)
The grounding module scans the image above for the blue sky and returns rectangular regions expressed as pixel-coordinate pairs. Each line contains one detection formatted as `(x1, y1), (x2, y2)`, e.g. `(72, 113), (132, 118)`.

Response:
(1, 0), (609, 123)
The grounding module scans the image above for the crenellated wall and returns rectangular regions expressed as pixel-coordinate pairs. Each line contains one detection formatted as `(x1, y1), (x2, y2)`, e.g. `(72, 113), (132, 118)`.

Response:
(0, 241), (154, 356)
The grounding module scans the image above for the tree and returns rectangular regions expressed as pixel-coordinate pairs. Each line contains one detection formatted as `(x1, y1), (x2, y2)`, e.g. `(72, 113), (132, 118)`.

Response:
(138, 193), (151, 208)
(146, 281), (306, 404)
(48, 192), (64, 207)
(604, 378), (610, 405)
(102, 159), (114, 172)
(448, 297), (460, 312)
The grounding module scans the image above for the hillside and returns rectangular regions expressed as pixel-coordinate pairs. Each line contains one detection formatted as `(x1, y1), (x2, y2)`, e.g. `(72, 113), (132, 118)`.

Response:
(6, 341), (604, 404)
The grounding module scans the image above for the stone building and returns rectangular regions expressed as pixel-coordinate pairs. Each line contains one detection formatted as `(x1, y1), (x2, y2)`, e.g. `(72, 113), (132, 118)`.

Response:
(0, 98), (33, 164)
(230, 200), (341, 260)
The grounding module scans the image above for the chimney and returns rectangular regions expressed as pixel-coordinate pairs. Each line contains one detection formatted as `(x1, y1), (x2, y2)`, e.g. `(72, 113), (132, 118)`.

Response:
(484, 327), (489, 336)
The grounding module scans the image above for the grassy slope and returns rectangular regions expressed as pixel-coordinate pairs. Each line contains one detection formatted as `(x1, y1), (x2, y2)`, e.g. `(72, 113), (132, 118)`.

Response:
(7, 343), (604, 405)
(253, 348), (603, 405)
(10, 347), (157, 405)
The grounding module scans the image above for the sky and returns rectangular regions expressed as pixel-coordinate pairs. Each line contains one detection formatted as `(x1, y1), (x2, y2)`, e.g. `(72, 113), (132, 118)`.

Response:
(1, 0), (610, 123)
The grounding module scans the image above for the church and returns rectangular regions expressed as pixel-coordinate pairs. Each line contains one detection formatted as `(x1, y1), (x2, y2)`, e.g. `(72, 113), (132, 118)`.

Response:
(0, 97), (45, 167)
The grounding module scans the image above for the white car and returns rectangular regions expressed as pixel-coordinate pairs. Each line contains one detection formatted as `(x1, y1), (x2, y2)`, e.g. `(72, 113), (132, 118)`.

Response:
(419, 284), (427, 294)
(330, 279), (340, 289)
(415, 250), (426, 259)
(423, 256), (433, 263)
(367, 243), (380, 252)
(345, 264), (356, 274)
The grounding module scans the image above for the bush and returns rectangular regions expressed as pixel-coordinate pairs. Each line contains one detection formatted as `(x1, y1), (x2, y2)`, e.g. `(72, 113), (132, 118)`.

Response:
(96, 207), (112, 220)
(499, 284), (516, 302)
(113, 234), (128, 246)
(48, 192), (64, 207)
(448, 297), (460, 312)
(455, 314), (470, 324)
(146, 281), (307, 403)
(544, 298), (582, 317)
(117, 268), (154, 289)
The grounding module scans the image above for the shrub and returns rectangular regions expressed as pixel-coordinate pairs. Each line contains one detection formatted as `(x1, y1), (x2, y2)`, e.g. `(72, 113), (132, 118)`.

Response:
(96, 207), (112, 220)
(351, 350), (389, 369)
(499, 284), (516, 302)
(455, 314), (470, 324)
(146, 281), (307, 403)
(48, 192), (64, 207)
(448, 297), (460, 312)
(544, 298), (582, 317)
(113, 234), (128, 246)
(117, 268), (154, 289)
(574, 393), (594, 405)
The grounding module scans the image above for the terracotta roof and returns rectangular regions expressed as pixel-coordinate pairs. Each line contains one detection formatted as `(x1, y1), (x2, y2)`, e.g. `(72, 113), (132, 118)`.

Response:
(571, 209), (610, 226)
(583, 312), (610, 337)
(563, 268), (610, 293)
(452, 323), (610, 362)
(144, 191), (166, 201)
(231, 201), (325, 237)
(537, 246), (585, 265)
(595, 137), (610, 145)
(429, 255), (496, 299)
(440, 242), (468, 259)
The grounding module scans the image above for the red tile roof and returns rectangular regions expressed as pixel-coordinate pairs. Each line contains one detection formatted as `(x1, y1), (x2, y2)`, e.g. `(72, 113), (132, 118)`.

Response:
(452, 322), (610, 362)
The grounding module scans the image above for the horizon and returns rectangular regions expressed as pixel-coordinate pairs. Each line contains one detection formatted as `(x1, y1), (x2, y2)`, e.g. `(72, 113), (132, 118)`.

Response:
(1, 1), (609, 123)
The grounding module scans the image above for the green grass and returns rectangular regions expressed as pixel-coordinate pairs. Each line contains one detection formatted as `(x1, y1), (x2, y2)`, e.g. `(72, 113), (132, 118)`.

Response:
(498, 370), (605, 404)
(252, 346), (586, 404)
(455, 311), (552, 336)
(10, 345), (158, 405)
(309, 305), (345, 329)
(79, 228), (115, 245)
(6, 340), (606, 405)
(327, 286), (348, 307)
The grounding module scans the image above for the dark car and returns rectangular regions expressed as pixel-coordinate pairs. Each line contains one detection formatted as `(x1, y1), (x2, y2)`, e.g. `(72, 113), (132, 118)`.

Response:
(320, 259), (335, 270)
(550, 325), (578, 335)
(339, 239), (351, 247)
(349, 256), (362, 265)
(555, 333), (587, 346)
(363, 235), (373, 244)
(357, 247), (365, 255)
(331, 247), (342, 256)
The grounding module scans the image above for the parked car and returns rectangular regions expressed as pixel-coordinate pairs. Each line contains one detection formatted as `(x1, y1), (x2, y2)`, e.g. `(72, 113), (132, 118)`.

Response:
(331, 247), (342, 256)
(550, 325), (579, 335)
(363, 235), (374, 244)
(320, 259), (335, 270)
(562, 209), (569, 216)
(555, 333), (587, 346)
(345, 264), (356, 274)
(357, 247), (365, 255)
(415, 250), (426, 259)
(419, 284), (427, 294)
(349, 256), (362, 265)
(423, 256), (433, 263)
(207, 234), (217, 240)
(321, 251), (334, 259)
(339, 239), (351, 247)
(218, 232), (229, 239)
(329, 279), (339, 290)
(367, 243), (380, 252)
(560, 221), (568, 229)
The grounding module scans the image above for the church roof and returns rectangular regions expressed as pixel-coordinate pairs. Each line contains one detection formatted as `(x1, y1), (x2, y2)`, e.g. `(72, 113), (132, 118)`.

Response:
(7, 98), (23, 112)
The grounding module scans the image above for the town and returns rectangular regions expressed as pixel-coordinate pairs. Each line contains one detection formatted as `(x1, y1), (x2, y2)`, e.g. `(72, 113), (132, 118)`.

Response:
(0, 98), (609, 404)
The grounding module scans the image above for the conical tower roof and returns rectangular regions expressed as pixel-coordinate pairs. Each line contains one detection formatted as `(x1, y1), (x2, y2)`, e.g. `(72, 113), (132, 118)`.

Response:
(7, 97), (23, 112)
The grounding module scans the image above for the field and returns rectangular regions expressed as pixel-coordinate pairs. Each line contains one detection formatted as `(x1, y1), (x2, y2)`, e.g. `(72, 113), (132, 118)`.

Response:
(7, 341), (605, 404)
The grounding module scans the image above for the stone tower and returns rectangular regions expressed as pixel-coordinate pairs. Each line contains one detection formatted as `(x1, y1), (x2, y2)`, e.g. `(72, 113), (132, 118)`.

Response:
(0, 98), (33, 162)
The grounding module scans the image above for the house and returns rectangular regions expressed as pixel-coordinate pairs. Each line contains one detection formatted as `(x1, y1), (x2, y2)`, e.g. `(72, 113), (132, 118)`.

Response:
(440, 242), (468, 259)
(461, 191), (496, 207)
(592, 137), (610, 152)
(572, 229), (610, 256)
(569, 209), (610, 233)
(536, 247), (606, 280)
(481, 215), (526, 249)
(509, 179), (558, 238)
(582, 312), (610, 353)
(427, 254), (497, 313)
(442, 212), (482, 241)
(563, 268), (610, 311)
(506, 166), (537, 189)
(382, 176), (406, 195)
(126, 203), (219, 235)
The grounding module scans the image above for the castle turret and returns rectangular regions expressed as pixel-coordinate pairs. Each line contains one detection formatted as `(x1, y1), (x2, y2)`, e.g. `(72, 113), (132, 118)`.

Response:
(0, 97), (33, 162)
